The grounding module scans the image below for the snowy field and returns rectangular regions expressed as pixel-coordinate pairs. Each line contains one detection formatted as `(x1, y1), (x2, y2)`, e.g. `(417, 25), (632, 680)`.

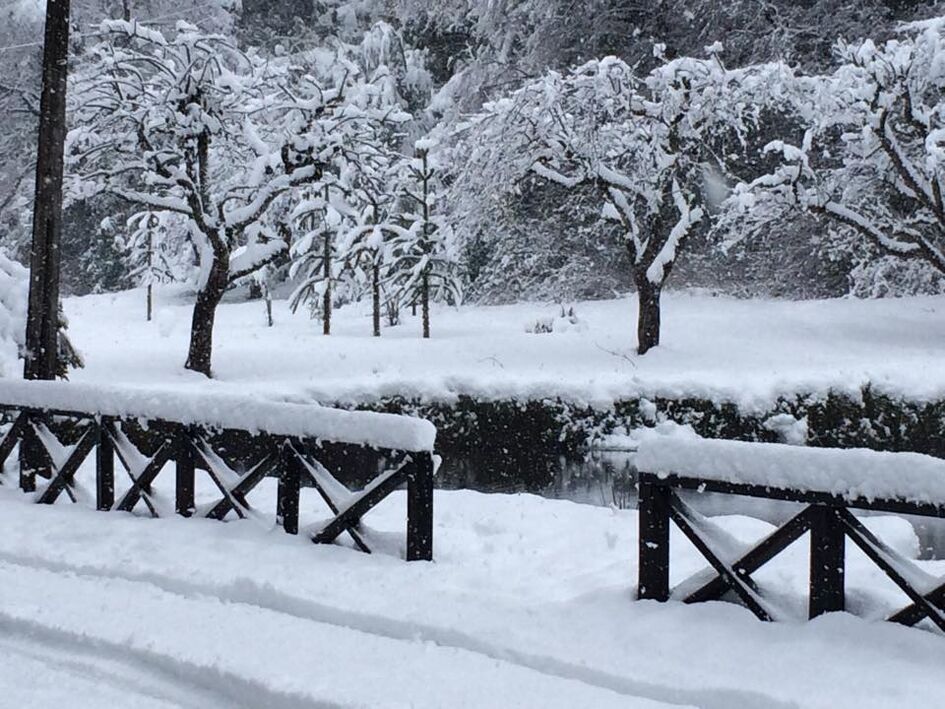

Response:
(0, 288), (926, 707)
(62, 287), (945, 408)
(2, 474), (945, 709)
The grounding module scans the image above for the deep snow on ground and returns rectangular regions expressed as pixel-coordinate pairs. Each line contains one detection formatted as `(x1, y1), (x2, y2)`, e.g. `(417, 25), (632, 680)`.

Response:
(1, 473), (944, 709)
(7, 287), (937, 707)
(63, 286), (945, 408)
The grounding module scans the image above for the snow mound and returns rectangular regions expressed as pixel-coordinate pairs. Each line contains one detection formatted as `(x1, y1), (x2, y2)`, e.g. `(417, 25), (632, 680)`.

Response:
(0, 379), (436, 452)
(635, 423), (945, 504)
(0, 253), (27, 378)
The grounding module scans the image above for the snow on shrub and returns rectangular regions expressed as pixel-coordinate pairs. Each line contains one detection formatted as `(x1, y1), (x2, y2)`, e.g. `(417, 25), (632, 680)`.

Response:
(0, 252), (28, 377)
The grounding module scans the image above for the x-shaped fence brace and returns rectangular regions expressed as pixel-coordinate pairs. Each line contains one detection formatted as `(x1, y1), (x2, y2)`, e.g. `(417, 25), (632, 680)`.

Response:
(638, 472), (945, 630)
(0, 409), (434, 561)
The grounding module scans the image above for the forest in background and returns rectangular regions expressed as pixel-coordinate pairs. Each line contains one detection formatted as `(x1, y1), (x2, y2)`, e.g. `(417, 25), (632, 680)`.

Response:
(0, 0), (943, 320)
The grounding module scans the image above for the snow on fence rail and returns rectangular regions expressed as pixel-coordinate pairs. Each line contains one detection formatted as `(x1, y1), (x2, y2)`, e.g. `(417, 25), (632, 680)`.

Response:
(634, 428), (945, 630)
(635, 435), (945, 506)
(0, 379), (436, 561)
(0, 379), (436, 452)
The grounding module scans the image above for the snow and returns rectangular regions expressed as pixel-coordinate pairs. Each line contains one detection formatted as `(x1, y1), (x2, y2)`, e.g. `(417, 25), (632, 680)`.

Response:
(0, 252), (28, 378)
(0, 477), (943, 708)
(59, 287), (945, 411)
(635, 424), (945, 504)
(0, 286), (937, 705)
(0, 379), (436, 452)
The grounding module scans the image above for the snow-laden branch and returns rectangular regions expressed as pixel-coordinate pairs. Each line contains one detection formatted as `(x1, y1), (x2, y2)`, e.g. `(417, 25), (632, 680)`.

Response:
(726, 19), (945, 279)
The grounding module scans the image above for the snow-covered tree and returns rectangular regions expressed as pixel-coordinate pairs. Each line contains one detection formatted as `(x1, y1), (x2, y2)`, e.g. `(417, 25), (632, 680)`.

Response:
(120, 211), (187, 321)
(456, 50), (782, 353)
(725, 18), (945, 289)
(386, 140), (461, 338)
(341, 168), (399, 337)
(289, 185), (350, 335)
(67, 19), (409, 375)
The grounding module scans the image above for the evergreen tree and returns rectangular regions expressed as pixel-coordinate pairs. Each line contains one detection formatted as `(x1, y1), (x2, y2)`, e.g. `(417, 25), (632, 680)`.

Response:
(387, 140), (462, 338)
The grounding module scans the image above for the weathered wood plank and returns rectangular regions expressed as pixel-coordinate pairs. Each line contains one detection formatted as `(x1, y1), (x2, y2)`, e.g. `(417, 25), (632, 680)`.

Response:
(175, 426), (195, 517)
(277, 442), (301, 535)
(36, 425), (97, 505)
(809, 505), (845, 619)
(406, 452), (434, 562)
(96, 418), (115, 511)
(685, 506), (813, 604)
(638, 479), (671, 602)
(668, 492), (776, 621)
(839, 509), (945, 632)
(311, 461), (411, 546)
(114, 442), (173, 514)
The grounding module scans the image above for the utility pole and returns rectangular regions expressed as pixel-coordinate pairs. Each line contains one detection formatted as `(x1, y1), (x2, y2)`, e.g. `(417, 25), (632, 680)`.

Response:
(24, 0), (71, 381)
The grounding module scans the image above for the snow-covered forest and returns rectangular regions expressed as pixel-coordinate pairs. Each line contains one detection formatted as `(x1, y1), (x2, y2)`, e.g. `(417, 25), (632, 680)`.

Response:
(6, 1), (945, 707)
(1, 0), (944, 372)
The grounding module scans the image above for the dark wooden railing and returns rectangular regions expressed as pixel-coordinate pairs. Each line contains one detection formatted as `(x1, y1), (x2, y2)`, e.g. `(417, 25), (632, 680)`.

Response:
(0, 381), (436, 561)
(635, 439), (945, 630)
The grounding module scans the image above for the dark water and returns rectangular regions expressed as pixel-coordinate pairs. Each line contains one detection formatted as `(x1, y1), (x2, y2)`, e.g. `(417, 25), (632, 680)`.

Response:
(436, 450), (945, 560)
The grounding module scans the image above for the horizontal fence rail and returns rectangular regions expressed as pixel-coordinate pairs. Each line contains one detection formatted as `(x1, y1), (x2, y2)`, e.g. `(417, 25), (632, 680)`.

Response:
(0, 381), (436, 561)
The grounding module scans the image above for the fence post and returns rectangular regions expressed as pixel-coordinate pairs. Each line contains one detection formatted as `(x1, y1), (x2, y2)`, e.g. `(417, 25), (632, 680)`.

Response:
(96, 418), (114, 511)
(809, 505), (845, 618)
(19, 414), (49, 493)
(175, 426), (195, 517)
(638, 477), (671, 601)
(406, 452), (434, 561)
(277, 441), (301, 535)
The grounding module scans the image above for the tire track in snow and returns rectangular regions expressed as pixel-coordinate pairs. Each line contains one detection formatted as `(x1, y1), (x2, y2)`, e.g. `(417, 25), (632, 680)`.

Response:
(0, 548), (795, 709)
(0, 612), (348, 709)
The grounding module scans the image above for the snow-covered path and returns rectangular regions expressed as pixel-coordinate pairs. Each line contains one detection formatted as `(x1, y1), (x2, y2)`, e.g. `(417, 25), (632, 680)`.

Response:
(0, 633), (233, 709)
(2, 481), (945, 708)
(0, 558), (673, 709)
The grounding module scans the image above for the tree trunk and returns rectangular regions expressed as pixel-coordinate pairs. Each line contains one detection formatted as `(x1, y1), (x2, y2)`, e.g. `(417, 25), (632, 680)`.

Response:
(372, 264), (381, 337)
(185, 257), (228, 377)
(24, 0), (70, 381)
(146, 227), (153, 322)
(265, 286), (273, 328)
(421, 274), (430, 339)
(635, 273), (662, 356)
(323, 231), (331, 336)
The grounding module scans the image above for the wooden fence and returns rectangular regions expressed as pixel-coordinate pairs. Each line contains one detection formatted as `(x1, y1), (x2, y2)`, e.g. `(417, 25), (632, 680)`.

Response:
(634, 435), (945, 629)
(0, 381), (437, 561)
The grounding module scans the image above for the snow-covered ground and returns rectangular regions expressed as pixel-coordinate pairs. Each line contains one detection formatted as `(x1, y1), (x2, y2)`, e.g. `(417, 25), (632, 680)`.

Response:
(2, 474), (945, 709)
(64, 287), (945, 408)
(0, 288), (928, 706)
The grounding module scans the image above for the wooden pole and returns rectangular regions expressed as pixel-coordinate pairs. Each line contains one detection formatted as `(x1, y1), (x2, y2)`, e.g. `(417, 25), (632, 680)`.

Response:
(638, 479), (671, 601)
(24, 0), (71, 381)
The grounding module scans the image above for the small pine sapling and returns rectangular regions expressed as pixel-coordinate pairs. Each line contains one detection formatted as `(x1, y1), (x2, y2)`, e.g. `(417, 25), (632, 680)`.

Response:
(121, 211), (178, 322)
(388, 140), (462, 339)
(289, 185), (347, 335)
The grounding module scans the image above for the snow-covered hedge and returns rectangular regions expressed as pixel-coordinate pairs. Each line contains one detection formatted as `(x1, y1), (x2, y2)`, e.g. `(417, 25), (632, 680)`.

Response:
(0, 380), (436, 452)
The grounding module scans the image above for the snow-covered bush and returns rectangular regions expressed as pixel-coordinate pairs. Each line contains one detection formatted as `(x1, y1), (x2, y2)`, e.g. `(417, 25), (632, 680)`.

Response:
(0, 253), (28, 377)
(525, 306), (586, 335)
(0, 253), (81, 378)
